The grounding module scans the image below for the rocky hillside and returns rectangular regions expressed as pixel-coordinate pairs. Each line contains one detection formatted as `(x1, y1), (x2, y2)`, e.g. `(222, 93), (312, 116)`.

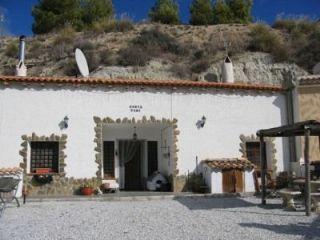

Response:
(0, 23), (310, 85)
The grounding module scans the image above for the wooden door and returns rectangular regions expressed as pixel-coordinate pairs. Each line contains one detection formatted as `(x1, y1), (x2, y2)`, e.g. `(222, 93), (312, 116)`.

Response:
(222, 170), (244, 193)
(223, 170), (235, 193)
(124, 141), (142, 191)
(234, 170), (244, 193)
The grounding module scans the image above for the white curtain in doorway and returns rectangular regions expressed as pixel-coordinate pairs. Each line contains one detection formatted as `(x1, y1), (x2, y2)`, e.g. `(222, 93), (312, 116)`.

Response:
(119, 141), (140, 167)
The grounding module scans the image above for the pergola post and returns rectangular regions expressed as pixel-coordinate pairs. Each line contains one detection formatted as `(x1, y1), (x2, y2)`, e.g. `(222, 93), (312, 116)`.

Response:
(304, 128), (311, 216)
(260, 135), (267, 205)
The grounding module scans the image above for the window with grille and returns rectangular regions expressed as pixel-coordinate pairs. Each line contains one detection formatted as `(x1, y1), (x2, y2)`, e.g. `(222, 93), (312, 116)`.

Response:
(103, 141), (115, 179)
(246, 142), (266, 168)
(148, 141), (158, 176)
(30, 142), (59, 173)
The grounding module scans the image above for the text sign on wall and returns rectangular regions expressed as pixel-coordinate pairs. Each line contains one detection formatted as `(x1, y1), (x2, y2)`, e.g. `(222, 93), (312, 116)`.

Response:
(129, 105), (143, 113)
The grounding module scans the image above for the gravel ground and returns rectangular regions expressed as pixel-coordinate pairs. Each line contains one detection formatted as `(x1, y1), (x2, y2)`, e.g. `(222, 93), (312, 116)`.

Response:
(0, 196), (319, 240)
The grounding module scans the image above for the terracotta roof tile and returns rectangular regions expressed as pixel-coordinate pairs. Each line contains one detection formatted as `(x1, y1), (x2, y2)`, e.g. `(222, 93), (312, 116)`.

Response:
(0, 167), (23, 176)
(0, 76), (283, 92)
(299, 75), (320, 86)
(202, 158), (256, 170)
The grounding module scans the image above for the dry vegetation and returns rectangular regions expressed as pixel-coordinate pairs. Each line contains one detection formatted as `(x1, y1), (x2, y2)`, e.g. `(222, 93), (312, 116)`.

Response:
(0, 20), (319, 77)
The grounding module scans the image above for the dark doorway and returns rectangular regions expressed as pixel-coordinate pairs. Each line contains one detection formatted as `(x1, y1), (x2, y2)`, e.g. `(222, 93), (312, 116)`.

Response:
(119, 140), (143, 191)
(222, 169), (244, 193)
(147, 141), (158, 176)
(103, 141), (115, 179)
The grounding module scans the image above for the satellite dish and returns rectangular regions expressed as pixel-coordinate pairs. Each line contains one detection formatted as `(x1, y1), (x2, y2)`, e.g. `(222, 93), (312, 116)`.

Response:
(313, 62), (320, 75)
(75, 48), (89, 77)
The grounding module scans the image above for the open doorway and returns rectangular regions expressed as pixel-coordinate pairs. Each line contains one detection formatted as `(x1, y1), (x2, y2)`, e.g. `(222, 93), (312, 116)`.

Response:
(119, 140), (143, 190)
(101, 122), (174, 191)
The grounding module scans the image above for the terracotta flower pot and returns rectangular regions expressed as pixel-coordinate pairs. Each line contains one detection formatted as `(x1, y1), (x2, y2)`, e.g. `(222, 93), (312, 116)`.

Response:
(81, 187), (94, 196)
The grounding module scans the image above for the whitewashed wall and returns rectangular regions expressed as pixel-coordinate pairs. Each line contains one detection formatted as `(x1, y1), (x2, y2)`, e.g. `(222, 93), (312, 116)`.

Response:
(0, 84), (288, 179)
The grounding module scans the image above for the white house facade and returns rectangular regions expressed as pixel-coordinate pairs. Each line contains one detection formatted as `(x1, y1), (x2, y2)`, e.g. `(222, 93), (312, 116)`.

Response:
(0, 76), (289, 196)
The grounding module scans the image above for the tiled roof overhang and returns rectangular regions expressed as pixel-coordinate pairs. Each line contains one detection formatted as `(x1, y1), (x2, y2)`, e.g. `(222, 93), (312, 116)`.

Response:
(0, 76), (283, 92)
(202, 158), (256, 171)
(299, 75), (320, 86)
(0, 167), (23, 176)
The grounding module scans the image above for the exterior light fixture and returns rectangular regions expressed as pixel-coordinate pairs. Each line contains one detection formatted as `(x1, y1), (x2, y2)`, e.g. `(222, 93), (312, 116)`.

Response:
(59, 116), (69, 130)
(133, 126), (138, 140)
(196, 116), (207, 129)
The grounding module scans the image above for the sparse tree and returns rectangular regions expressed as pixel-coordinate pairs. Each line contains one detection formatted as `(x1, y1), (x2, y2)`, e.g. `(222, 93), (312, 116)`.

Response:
(32, 0), (83, 34)
(212, 0), (232, 24)
(81, 0), (114, 25)
(228, 0), (253, 24)
(190, 0), (214, 25)
(149, 0), (180, 24)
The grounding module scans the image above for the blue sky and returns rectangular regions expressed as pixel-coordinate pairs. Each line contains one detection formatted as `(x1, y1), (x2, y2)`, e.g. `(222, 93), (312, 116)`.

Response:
(0, 0), (319, 36)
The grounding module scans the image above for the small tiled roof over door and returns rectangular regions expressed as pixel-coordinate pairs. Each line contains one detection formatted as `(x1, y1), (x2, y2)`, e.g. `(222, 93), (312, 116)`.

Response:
(202, 158), (256, 171)
(299, 75), (320, 86)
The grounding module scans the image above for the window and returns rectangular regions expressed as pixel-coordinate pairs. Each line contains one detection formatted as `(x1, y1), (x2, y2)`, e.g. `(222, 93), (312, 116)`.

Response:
(246, 142), (266, 168)
(147, 141), (158, 176)
(30, 142), (59, 173)
(103, 141), (115, 179)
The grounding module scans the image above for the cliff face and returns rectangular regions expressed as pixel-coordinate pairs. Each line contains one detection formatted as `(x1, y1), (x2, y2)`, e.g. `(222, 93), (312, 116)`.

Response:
(92, 52), (307, 85)
(0, 23), (308, 85)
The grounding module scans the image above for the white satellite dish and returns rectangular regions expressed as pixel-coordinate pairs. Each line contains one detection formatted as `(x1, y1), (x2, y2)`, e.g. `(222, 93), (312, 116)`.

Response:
(313, 62), (320, 75)
(75, 48), (89, 77)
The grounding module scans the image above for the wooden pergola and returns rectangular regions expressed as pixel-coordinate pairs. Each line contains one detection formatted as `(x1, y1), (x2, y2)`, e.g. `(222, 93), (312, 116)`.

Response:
(257, 120), (320, 216)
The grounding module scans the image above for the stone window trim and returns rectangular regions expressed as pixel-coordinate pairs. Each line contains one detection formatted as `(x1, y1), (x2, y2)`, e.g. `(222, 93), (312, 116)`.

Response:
(19, 133), (67, 178)
(93, 116), (180, 180)
(239, 134), (277, 177)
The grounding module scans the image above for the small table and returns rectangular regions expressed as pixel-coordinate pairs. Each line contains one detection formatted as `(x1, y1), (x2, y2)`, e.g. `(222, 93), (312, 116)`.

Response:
(277, 188), (301, 211)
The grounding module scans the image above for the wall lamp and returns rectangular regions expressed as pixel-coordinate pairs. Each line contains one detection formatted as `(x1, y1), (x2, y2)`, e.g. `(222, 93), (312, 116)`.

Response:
(59, 116), (69, 130)
(196, 116), (207, 129)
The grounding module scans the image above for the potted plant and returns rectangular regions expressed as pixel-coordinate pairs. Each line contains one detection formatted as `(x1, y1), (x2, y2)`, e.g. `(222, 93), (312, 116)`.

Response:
(80, 181), (94, 196)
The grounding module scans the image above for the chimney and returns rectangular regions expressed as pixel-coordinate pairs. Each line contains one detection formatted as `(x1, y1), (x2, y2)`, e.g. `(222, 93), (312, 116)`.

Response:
(15, 35), (27, 76)
(221, 56), (234, 83)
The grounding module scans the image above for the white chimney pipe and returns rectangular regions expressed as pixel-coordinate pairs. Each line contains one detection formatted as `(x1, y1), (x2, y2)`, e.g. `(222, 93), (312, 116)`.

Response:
(16, 35), (27, 76)
(221, 56), (234, 83)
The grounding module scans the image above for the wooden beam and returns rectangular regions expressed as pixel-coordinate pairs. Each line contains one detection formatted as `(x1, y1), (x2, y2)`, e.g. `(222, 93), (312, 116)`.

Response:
(260, 136), (267, 205)
(304, 129), (311, 216)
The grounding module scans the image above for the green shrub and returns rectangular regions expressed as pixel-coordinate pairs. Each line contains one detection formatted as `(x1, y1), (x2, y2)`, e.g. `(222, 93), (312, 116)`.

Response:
(273, 18), (318, 35)
(133, 29), (188, 56)
(118, 46), (151, 66)
(90, 19), (134, 34)
(51, 26), (76, 60)
(189, 173), (206, 193)
(85, 51), (101, 71)
(73, 39), (94, 51)
(248, 24), (290, 62)
(116, 19), (134, 32)
(295, 30), (320, 72)
(63, 59), (78, 76)
(28, 40), (44, 59)
(170, 63), (191, 78)
(191, 59), (210, 73)
(99, 49), (115, 65)
(149, 0), (180, 24)
(5, 42), (18, 58)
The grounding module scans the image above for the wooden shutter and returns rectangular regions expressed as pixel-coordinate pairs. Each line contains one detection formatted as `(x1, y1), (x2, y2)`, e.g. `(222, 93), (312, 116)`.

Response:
(103, 141), (115, 179)
(147, 141), (158, 176)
